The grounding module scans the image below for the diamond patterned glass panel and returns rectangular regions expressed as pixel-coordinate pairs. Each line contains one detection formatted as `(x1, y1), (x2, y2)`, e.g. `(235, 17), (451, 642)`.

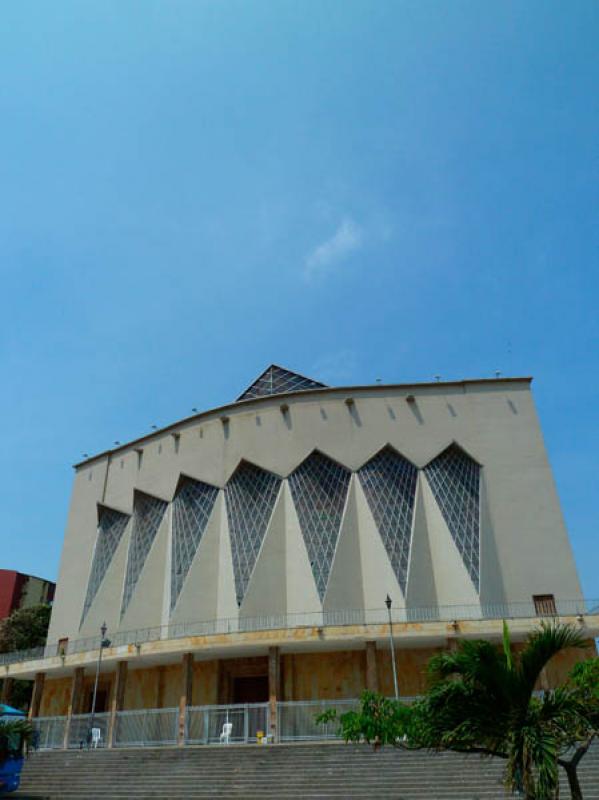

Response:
(238, 365), (326, 401)
(225, 462), (281, 605)
(424, 444), (481, 591)
(288, 451), (351, 601)
(171, 479), (219, 611)
(80, 507), (129, 626)
(358, 447), (418, 594)
(121, 493), (168, 617)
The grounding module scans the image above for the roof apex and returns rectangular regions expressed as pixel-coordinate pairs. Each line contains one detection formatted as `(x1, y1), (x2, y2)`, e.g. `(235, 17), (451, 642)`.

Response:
(237, 364), (327, 401)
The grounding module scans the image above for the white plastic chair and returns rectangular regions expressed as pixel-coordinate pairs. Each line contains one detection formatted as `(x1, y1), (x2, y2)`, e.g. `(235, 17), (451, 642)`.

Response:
(219, 722), (233, 744)
(91, 727), (101, 749)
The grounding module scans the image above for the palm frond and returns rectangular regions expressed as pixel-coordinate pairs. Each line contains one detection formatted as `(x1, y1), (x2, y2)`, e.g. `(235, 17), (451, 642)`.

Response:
(429, 638), (515, 708)
(517, 623), (586, 700)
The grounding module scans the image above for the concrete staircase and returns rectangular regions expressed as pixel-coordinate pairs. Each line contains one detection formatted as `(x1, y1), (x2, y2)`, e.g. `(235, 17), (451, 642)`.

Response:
(13, 742), (599, 799)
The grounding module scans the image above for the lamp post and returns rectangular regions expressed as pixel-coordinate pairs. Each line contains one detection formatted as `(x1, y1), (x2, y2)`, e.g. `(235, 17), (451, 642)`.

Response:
(385, 595), (399, 700)
(89, 622), (110, 744)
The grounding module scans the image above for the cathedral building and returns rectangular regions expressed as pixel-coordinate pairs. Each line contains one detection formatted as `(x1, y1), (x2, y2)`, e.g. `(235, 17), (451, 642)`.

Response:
(3, 366), (596, 748)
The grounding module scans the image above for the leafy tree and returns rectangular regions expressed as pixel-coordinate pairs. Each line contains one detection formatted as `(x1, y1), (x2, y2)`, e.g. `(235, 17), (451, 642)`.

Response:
(318, 691), (411, 748)
(0, 604), (52, 654)
(554, 657), (599, 800)
(319, 623), (592, 799)
(0, 604), (52, 711)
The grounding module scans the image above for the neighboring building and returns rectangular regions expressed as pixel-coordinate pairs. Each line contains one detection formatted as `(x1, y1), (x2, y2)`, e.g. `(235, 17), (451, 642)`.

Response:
(2, 365), (597, 746)
(0, 570), (55, 620)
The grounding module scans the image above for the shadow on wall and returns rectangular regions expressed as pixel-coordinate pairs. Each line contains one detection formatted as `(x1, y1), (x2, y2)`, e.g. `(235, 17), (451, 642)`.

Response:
(348, 404), (362, 427)
(407, 401), (424, 425)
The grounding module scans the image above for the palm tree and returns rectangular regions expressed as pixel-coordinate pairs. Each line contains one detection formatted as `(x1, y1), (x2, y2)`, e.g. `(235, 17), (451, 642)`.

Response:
(421, 622), (587, 799)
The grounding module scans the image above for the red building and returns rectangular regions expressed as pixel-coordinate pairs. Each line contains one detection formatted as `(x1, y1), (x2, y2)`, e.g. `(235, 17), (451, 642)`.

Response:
(0, 570), (55, 620)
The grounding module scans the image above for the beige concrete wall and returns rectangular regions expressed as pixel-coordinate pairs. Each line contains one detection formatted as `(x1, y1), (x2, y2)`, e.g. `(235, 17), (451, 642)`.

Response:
(121, 660), (221, 710)
(124, 667), (164, 710)
(377, 646), (444, 697)
(48, 379), (583, 646)
(192, 660), (219, 706)
(282, 651), (366, 700)
(39, 677), (72, 716)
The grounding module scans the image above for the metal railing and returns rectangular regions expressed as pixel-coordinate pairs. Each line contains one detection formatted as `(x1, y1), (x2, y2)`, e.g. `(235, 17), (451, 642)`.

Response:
(31, 701), (357, 749)
(31, 716), (67, 750)
(67, 712), (110, 749)
(186, 703), (269, 744)
(113, 707), (178, 747)
(277, 698), (359, 741)
(277, 696), (425, 742)
(4, 598), (598, 667)
(27, 691), (569, 751)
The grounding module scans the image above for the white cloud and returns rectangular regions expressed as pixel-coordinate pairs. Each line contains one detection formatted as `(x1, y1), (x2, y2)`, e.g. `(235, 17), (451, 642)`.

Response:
(304, 218), (363, 279)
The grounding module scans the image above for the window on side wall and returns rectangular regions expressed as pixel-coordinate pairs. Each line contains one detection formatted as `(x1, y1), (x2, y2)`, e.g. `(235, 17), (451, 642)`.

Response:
(533, 594), (557, 617)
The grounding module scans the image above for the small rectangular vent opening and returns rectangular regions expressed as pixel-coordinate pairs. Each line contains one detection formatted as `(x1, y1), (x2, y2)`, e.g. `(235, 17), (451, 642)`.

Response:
(533, 594), (557, 617)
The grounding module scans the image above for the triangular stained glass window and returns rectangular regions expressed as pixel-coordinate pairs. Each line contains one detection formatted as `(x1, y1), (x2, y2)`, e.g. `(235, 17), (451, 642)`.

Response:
(237, 364), (326, 401)
(358, 447), (418, 595)
(423, 444), (481, 591)
(171, 478), (219, 611)
(224, 461), (281, 606)
(288, 451), (351, 601)
(121, 492), (168, 618)
(80, 506), (130, 627)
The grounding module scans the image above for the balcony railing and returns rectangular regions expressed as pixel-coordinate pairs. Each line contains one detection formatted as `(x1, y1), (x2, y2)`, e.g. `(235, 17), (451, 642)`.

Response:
(3, 598), (598, 668)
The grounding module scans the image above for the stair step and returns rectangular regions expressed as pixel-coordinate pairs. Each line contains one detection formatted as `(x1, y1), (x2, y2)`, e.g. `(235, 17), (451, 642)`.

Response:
(14, 742), (599, 800)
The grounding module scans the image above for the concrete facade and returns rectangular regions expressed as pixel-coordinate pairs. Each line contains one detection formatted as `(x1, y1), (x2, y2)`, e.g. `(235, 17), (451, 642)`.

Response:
(49, 373), (581, 647)
(36, 639), (596, 718)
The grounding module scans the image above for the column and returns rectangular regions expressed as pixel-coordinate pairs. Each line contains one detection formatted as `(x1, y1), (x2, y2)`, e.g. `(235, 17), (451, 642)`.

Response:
(28, 672), (46, 720)
(1, 678), (14, 707)
(268, 646), (280, 742)
(156, 666), (166, 708)
(178, 653), (194, 746)
(107, 661), (128, 748)
(365, 641), (379, 692)
(63, 667), (85, 749)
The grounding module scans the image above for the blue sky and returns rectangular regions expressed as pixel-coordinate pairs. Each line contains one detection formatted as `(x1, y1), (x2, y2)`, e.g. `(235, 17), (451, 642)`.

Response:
(1, 1), (597, 598)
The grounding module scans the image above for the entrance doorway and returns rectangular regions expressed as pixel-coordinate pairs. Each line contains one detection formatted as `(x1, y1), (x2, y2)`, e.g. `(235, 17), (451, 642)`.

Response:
(232, 675), (268, 704)
(84, 688), (108, 713)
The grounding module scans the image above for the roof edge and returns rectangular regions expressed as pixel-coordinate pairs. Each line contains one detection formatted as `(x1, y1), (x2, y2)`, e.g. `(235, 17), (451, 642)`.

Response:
(74, 376), (533, 469)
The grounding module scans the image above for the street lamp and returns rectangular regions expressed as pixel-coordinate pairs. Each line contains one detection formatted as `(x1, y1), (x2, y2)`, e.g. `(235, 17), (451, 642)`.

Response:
(385, 595), (399, 700)
(89, 622), (110, 745)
